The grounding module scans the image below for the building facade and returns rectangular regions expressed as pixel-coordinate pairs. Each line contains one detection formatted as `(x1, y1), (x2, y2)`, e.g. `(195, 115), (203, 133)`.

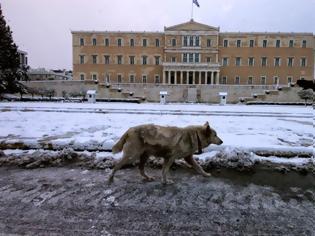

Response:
(72, 20), (314, 86)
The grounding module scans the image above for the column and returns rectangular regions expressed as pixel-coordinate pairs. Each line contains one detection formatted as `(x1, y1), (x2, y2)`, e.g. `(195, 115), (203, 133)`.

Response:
(216, 71), (220, 85)
(198, 71), (201, 85)
(205, 71), (208, 85)
(193, 71), (195, 85)
(174, 71), (177, 85)
(210, 71), (213, 84)
(180, 71), (183, 84)
(163, 70), (166, 84)
(186, 71), (189, 84)
(168, 70), (171, 84)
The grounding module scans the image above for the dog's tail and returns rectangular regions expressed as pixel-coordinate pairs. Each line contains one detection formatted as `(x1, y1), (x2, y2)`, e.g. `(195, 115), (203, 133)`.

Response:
(112, 131), (128, 154)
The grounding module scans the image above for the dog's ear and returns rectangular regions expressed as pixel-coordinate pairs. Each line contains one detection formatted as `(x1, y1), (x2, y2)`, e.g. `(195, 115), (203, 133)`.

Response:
(204, 122), (211, 135)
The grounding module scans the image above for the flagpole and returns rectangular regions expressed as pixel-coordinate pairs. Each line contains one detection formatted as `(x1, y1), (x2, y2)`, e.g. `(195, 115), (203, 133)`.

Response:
(191, 0), (194, 20)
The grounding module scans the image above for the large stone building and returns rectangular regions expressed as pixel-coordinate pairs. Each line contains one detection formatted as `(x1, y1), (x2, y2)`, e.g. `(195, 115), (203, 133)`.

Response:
(72, 20), (314, 86)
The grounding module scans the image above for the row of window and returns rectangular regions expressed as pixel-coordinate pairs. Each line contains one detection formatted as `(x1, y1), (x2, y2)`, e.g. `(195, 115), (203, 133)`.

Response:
(80, 37), (162, 47)
(222, 57), (308, 67)
(80, 73), (161, 84)
(80, 55), (161, 65)
(80, 37), (308, 48)
(79, 54), (308, 67)
(79, 36), (214, 48)
(223, 39), (307, 48)
(220, 76), (299, 85)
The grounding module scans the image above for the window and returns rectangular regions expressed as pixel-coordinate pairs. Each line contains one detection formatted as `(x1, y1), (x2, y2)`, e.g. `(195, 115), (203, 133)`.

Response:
(92, 55), (97, 64)
(302, 40), (307, 48)
(142, 75), (147, 83)
(221, 76), (227, 84)
(237, 40), (241, 48)
(274, 57), (281, 67)
(287, 77), (293, 84)
(189, 53), (194, 63)
(117, 38), (122, 47)
(104, 56), (110, 64)
(235, 57), (241, 66)
(261, 57), (267, 67)
(129, 75), (135, 83)
(117, 74), (122, 83)
(235, 76), (240, 84)
(206, 57), (211, 63)
(155, 56), (160, 65)
(195, 53), (199, 63)
(189, 36), (194, 46)
(172, 38), (176, 46)
(261, 76), (266, 85)
(288, 57), (294, 67)
(80, 55), (85, 64)
(92, 74), (97, 81)
(142, 56), (147, 65)
(276, 40), (281, 48)
(263, 40), (267, 48)
(273, 76), (279, 85)
(105, 74), (110, 83)
(222, 57), (229, 66)
(207, 39), (211, 47)
(155, 39), (160, 47)
(183, 36), (188, 47)
(129, 56), (135, 65)
(249, 40), (254, 48)
(289, 40), (294, 48)
(142, 39), (147, 47)
(248, 57), (254, 66)
(248, 76), (253, 85)
(80, 74), (85, 81)
(80, 38), (84, 46)
(171, 57), (176, 63)
(117, 55), (122, 65)
(92, 38), (97, 46)
(195, 36), (200, 46)
(301, 58), (306, 67)
(105, 38), (109, 46)
(223, 39), (228, 47)
(130, 38), (135, 47)
(155, 75), (160, 84)
(183, 53), (188, 63)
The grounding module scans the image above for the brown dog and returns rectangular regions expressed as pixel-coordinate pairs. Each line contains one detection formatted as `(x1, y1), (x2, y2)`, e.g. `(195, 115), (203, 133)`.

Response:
(108, 122), (223, 184)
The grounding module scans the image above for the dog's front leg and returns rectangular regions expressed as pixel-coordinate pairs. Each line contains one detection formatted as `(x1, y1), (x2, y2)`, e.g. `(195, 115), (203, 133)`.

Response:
(161, 157), (175, 185)
(184, 155), (211, 177)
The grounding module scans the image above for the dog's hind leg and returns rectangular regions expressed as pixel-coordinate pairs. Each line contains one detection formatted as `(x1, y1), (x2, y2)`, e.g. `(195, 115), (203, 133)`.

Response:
(184, 155), (211, 177)
(138, 154), (154, 181)
(108, 154), (129, 183)
(161, 157), (176, 185)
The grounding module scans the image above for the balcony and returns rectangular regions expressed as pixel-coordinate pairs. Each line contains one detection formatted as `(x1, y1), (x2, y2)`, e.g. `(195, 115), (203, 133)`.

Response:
(162, 62), (220, 71)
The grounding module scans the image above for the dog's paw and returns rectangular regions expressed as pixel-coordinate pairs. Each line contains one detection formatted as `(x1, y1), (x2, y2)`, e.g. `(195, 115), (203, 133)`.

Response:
(202, 172), (212, 177)
(143, 176), (155, 182)
(162, 179), (175, 185)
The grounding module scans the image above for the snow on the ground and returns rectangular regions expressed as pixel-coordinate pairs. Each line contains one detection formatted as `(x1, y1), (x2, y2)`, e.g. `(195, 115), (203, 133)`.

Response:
(0, 102), (313, 165)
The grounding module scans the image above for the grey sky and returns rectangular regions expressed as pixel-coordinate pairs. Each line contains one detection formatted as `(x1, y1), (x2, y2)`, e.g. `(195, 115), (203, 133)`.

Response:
(2, 0), (315, 70)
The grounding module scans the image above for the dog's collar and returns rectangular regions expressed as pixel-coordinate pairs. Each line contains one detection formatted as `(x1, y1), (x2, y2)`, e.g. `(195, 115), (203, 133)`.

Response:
(196, 132), (202, 154)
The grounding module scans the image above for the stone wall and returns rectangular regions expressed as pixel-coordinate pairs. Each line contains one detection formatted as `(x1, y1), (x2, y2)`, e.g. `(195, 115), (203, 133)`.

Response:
(22, 80), (305, 104)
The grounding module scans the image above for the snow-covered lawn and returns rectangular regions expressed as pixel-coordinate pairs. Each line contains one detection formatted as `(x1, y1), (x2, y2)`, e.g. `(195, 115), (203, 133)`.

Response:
(0, 102), (313, 156)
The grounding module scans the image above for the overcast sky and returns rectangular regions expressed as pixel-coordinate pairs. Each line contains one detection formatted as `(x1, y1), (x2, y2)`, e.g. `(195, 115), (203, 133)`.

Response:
(2, 0), (315, 70)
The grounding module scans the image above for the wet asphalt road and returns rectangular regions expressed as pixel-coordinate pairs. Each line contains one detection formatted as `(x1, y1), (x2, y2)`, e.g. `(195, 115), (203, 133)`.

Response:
(0, 166), (314, 235)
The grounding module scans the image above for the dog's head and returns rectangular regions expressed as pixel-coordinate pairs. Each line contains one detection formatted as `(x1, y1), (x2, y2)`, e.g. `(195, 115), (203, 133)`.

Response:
(201, 121), (223, 147)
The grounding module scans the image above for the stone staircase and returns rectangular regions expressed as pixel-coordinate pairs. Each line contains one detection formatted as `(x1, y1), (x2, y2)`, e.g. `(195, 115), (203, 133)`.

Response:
(239, 85), (299, 104)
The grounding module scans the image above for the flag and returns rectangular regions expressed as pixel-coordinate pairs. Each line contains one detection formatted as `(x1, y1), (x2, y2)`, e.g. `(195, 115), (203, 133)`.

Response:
(193, 0), (200, 7)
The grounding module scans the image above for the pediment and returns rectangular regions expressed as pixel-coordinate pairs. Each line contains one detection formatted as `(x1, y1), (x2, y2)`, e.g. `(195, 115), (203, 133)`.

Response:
(165, 20), (219, 32)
